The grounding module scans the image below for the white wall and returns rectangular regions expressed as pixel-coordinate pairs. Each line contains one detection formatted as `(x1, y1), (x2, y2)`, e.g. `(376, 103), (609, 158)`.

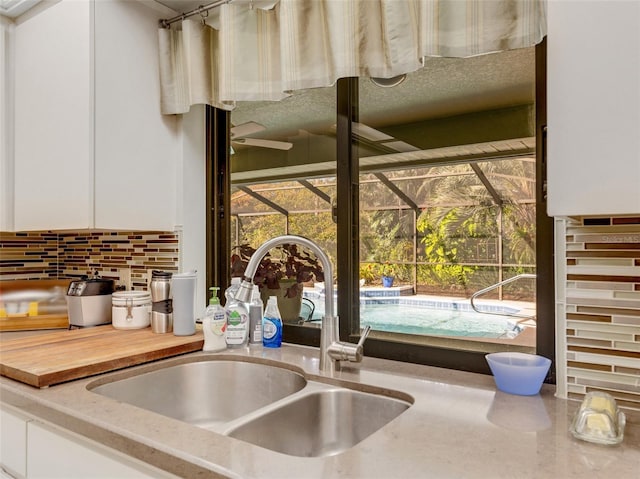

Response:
(179, 105), (207, 312)
(553, 218), (567, 399)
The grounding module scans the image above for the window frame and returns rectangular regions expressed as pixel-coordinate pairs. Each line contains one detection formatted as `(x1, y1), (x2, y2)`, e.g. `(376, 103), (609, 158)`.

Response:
(208, 40), (554, 380)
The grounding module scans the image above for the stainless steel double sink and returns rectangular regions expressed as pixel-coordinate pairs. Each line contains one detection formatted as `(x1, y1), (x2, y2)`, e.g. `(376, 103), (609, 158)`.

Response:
(88, 358), (412, 457)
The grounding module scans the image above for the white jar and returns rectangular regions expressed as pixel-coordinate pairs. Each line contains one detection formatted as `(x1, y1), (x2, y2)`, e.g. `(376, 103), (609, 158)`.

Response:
(112, 291), (151, 329)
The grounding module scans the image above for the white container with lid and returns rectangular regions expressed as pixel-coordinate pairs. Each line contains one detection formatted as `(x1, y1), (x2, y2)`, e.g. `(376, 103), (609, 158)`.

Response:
(112, 291), (152, 329)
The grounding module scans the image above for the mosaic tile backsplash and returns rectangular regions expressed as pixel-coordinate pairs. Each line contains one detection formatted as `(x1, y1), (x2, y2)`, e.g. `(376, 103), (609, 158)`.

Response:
(0, 231), (179, 289)
(564, 217), (640, 410)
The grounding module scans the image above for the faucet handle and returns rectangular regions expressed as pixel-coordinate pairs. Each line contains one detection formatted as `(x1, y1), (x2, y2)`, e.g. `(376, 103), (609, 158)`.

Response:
(327, 325), (371, 364)
(357, 325), (371, 349)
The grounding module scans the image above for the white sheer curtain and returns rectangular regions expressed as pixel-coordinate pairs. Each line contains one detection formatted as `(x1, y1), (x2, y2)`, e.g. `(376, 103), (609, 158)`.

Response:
(158, 20), (223, 114)
(158, 0), (546, 115)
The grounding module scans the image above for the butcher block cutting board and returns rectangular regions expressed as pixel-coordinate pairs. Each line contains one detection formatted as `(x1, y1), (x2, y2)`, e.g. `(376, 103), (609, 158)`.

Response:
(0, 325), (204, 388)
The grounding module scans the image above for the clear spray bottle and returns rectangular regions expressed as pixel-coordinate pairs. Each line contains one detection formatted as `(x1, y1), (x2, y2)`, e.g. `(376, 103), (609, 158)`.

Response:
(224, 278), (249, 348)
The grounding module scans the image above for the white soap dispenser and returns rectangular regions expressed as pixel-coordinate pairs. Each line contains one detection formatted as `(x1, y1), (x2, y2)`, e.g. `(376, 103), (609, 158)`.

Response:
(202, 287), (227, 352)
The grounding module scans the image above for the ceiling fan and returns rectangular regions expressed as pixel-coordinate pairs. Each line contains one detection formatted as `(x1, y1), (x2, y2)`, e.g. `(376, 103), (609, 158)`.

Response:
(230, 121), (293, 151)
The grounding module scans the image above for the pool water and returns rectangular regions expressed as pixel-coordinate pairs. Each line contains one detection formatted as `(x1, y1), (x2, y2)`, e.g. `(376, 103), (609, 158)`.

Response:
(306, 298), (523, 339)
(359, 303), (521, 338)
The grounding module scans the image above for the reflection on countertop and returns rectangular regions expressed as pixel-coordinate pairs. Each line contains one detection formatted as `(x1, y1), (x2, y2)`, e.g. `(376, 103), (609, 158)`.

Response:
(487, 390), (552, 432)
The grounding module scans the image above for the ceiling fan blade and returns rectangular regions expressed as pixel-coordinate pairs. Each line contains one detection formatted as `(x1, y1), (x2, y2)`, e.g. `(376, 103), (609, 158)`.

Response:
(233, 138), (293, 151)
(230, 121), (266, 139)
(352, 122), (394, 142)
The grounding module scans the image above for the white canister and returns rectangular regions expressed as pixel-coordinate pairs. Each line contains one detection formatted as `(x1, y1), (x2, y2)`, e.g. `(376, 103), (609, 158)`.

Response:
(171, 271), (197, 336)
(112, 291), (152, 329)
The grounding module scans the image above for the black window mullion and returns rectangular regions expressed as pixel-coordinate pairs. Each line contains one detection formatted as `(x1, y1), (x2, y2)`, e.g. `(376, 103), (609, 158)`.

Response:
(535, 38), (556, 383)
(206, 106), (231, 300)
(336, 78), (360, 341)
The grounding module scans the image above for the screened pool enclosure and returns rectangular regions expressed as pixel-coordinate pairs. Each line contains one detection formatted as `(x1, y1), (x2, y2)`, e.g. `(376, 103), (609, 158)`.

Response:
(231, 155), (536, 305)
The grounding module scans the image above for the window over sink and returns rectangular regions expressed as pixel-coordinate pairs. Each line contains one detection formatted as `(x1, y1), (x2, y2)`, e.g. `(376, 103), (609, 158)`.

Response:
(209, 43), (553, 379)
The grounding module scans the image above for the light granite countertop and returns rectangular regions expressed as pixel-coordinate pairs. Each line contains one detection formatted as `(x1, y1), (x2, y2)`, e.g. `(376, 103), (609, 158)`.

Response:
(1, 342), (638, 478)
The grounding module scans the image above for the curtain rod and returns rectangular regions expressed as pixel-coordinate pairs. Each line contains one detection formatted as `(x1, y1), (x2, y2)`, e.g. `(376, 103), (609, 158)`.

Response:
(159, 0), (232, 29)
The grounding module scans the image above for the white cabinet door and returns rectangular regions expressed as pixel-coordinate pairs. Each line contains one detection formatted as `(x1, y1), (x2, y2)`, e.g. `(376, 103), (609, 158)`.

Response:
(547, 0), (640, 216)
(13, 0), (93, 231)
(93, 0), (180, 231)
(0, 406), (29, 478)
(26, 421), (177, 479)
(1, 19), (13, 232)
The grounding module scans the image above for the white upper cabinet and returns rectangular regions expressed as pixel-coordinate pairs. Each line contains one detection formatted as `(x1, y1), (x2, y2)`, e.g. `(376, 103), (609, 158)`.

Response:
(547, 0), (640, 217)
(13, 1), (93, 230)
(12, 0), (181, 231)
(93, 0), (180, 230)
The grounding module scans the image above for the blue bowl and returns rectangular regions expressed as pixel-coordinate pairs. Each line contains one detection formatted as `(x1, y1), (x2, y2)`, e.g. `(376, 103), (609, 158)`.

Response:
(485, 352), (551, 396)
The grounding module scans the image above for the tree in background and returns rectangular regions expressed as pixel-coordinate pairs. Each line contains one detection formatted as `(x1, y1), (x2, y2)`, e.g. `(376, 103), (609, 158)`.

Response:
(417, 206), (492, 294)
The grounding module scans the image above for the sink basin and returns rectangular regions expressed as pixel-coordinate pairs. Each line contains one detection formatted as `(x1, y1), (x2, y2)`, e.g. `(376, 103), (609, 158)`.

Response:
(90, 357), (412, 457)
(227, 388), (411, 457)
(89, 360), (307, 429)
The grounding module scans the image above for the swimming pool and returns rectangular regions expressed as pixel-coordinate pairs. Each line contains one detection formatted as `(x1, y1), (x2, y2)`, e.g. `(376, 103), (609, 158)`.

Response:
(303, 294), (525, 339)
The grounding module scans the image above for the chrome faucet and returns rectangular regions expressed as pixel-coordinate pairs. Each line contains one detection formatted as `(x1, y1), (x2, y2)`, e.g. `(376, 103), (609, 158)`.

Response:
(234, 235), (371, 373)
